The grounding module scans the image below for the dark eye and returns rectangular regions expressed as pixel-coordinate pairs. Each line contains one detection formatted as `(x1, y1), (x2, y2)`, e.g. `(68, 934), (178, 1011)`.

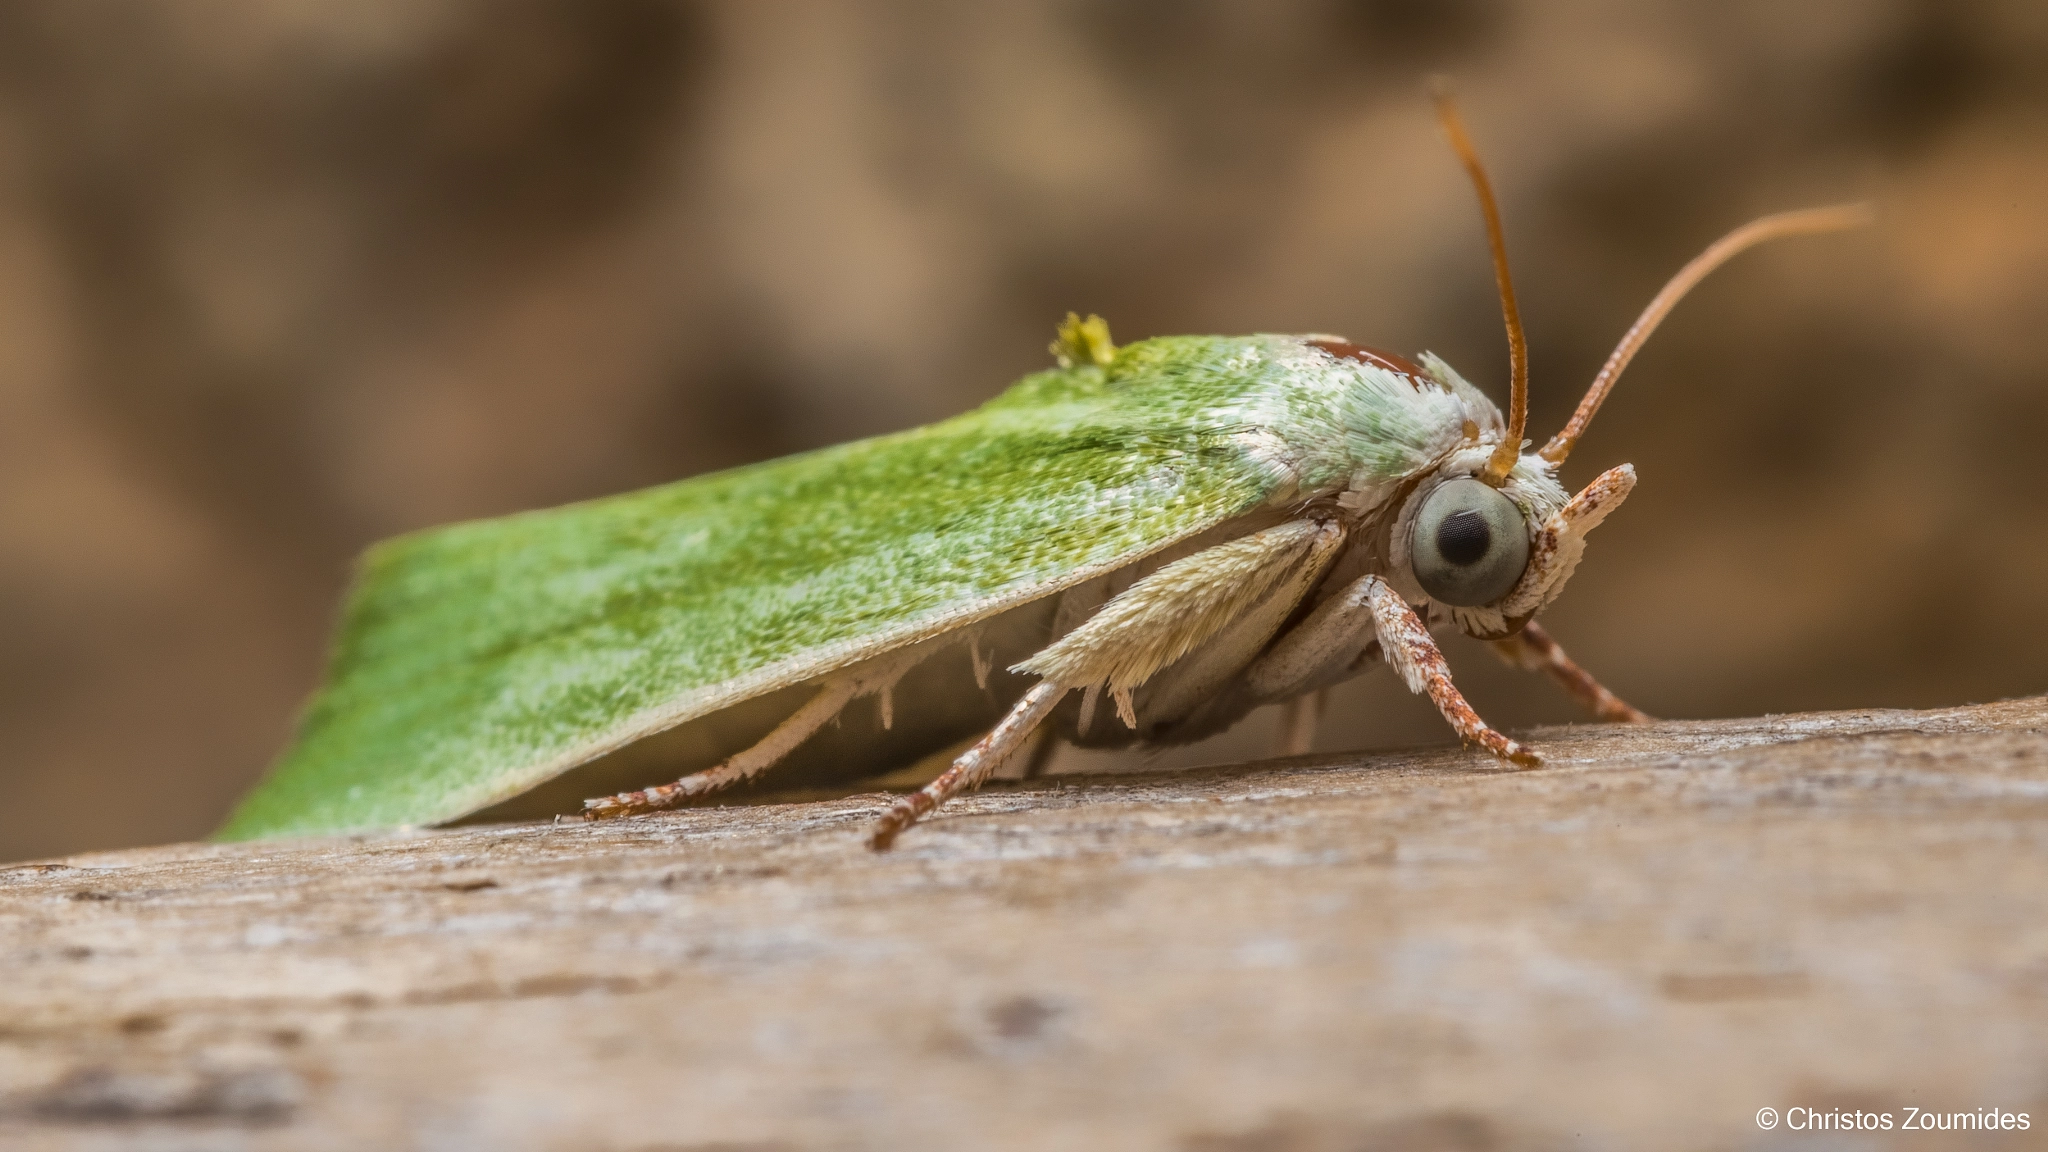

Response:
(1409, 477), (1531, 607)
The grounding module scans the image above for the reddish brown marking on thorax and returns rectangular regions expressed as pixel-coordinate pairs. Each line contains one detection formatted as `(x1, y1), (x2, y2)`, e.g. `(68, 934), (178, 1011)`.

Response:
(1304, 339), (1428, 388)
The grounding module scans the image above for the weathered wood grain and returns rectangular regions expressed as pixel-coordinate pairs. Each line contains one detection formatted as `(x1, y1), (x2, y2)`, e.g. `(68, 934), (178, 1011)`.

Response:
(4, 698), (2047, 1151)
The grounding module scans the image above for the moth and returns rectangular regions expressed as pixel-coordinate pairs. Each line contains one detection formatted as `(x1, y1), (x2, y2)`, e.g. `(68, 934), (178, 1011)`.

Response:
(220, 95), (1868, 849)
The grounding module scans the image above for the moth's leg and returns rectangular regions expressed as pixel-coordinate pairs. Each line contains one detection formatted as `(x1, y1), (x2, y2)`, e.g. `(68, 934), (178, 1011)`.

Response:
(1275, 689), (1327, 757)
(869, 682), (1068, 850)
(584, 655), (918, 819)
(582, 680), (863, 818)
(1362, 577), (1539, 766)
(1491, 621), (1651, 723)
(1253, 574), (1536, 766)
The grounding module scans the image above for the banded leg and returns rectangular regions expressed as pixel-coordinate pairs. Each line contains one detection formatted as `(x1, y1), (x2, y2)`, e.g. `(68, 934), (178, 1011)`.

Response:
(583, 679), (864, 818)
(869, 682), (1068, 850)
(585, 651), (920, 818)
(1491, 621), (1651, 723)
(1361, 577), (1540, 767)
(1246, 574), (1538, 767)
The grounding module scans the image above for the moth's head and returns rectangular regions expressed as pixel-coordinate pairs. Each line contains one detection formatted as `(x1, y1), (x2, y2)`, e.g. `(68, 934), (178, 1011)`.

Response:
(1401, 86), (1867, 638)
(1391, 448), (1634, 641)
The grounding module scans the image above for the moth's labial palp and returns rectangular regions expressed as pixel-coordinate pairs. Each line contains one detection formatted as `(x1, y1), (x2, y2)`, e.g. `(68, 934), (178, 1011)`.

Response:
(1305, 339), (1428, 388)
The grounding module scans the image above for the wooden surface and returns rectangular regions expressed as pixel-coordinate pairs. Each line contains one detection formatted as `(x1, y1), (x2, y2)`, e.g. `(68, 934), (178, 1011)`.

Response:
(4, 698), (2047, 1151)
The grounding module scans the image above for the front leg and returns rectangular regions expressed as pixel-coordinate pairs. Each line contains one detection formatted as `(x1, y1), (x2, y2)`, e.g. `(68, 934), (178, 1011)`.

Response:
(1245, 574), (1538, 767)
(1365, 578), (1540, 766)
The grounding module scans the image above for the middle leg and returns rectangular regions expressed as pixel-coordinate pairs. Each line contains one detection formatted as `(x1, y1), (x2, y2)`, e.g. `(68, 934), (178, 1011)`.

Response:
(1491, 620), (1651, 723)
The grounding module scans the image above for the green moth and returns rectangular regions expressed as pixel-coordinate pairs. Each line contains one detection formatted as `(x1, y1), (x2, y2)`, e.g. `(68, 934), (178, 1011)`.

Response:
(220, 96), (1869, 849)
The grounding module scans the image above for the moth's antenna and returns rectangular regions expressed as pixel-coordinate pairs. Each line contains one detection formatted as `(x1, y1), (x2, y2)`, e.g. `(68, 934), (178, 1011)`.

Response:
(1431, 79), (1526, 489)
(1540, 203), (1875, 466)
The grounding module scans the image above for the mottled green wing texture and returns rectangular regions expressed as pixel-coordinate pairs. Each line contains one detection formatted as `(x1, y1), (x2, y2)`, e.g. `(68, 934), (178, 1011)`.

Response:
(220, 336), (1310, 839)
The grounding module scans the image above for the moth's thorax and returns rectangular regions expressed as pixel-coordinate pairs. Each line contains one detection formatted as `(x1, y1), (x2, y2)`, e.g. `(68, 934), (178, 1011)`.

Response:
(1240, 335), (1575, 638)
(1242, 336), (1504, 508)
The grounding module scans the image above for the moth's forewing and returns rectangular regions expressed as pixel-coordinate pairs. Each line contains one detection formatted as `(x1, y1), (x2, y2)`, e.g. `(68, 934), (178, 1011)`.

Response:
(220, 337), (1329, 840)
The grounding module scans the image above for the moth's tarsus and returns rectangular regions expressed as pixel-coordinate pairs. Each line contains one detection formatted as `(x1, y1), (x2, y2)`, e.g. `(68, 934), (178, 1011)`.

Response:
(867, 795), (928, 852)
(866, 681), (1067, 849)
(582, 786), (680, 820)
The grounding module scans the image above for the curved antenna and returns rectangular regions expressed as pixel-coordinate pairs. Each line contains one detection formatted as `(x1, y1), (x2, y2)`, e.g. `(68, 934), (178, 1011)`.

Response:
(1431, 80), (1527, 488)
(1540, 203), (1875, 466)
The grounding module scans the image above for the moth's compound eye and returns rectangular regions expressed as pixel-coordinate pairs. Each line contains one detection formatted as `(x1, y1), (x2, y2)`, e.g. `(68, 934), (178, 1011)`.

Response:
(1409, 477), (1531, 607)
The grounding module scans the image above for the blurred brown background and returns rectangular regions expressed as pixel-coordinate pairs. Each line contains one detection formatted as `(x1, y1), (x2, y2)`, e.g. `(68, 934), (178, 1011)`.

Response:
(0, 0), (2042, 863)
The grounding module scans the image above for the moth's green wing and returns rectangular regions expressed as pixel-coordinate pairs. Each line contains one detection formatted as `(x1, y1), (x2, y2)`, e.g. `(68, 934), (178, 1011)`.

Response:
(220, 336), (1319, 839)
